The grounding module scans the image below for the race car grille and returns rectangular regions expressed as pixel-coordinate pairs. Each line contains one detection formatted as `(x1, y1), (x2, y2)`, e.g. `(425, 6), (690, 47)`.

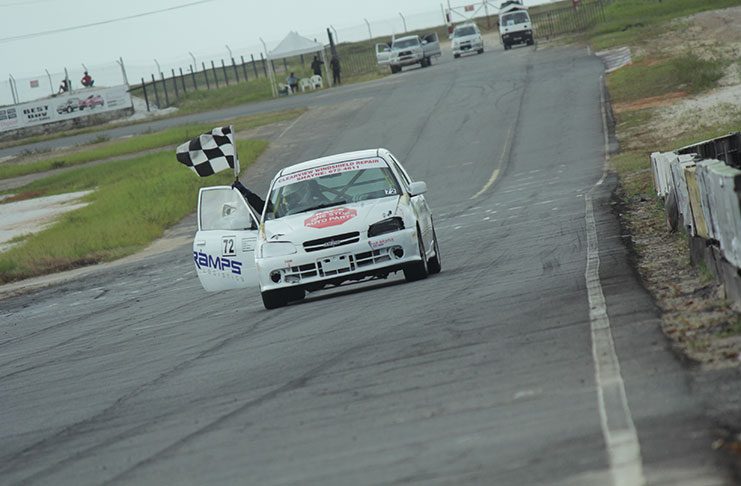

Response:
(303, 232), (360, 253)
(285, 263), (319, 280)
(354, 249), (392, 268)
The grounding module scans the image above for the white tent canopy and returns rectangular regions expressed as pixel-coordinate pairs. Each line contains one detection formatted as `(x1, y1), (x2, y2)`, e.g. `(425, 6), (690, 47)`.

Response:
(264, 31), (331, 96)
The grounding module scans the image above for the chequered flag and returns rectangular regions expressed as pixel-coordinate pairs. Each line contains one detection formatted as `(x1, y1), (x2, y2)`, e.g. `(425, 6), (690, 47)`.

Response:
(176, 125), (238, 177)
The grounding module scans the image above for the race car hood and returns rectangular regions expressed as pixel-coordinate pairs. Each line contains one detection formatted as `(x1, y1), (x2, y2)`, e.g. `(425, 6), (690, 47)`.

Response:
(262, 196), (408, 242)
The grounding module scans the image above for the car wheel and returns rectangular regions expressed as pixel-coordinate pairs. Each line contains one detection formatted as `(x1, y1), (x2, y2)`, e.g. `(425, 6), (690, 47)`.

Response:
(477, 48), (484, 54)
(427, 228), (441, 275)
(404, 230), (429, 282)
(454, 53), (460, 58)
(390, 65), (400, 74)
(261, 289), (288, 309)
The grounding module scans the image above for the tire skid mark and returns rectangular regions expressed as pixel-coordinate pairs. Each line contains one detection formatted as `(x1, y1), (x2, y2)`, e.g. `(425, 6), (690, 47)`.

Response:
(0, 295), (232, 378)
(0, 308), (280, 481)
(101, 341), (371, 485)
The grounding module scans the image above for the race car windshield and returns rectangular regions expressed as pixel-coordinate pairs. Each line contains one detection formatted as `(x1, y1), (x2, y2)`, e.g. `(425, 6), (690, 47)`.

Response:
(455, 26), (476, 36)
(393, 38), (419, 49)
(265, 165), (402, 220)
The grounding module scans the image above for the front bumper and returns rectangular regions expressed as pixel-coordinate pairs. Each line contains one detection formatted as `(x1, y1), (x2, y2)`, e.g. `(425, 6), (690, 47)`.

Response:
(257, 228), (421, 292)
(502, 30), (533, 45)
(452, 40), (483, 55)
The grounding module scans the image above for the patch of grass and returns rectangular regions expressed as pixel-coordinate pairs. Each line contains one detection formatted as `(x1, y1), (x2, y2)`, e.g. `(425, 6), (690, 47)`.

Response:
(173, 78), (273, 114)
(0, 139), (267, 283)
(0, 109), (303, 182)
(607, 53), (724, 104)
(587, 0), (741, 50)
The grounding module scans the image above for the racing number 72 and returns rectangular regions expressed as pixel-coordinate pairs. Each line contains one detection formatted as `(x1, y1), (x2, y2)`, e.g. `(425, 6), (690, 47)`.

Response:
(222, 236), (236, 257)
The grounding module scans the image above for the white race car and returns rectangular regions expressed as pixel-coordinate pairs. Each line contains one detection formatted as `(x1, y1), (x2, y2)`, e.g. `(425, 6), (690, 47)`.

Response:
(193, 148), (441, 309)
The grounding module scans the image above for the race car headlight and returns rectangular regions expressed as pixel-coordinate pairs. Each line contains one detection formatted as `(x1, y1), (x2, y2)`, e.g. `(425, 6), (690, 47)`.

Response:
(261, 241), (297, 258)
(368, 217), (405, 237)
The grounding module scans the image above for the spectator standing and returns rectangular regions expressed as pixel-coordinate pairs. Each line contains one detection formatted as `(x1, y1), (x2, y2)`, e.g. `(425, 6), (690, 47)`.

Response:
(311, 55), (324, 77)
(330, 55), (341, 85)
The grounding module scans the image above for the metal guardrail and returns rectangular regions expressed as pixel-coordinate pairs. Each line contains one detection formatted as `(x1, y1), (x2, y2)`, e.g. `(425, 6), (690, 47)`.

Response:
(651, 133), (741, 300)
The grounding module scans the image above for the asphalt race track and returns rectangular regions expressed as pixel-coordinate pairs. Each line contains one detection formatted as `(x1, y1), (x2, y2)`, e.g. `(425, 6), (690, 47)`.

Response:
(1, 45), (738, 485)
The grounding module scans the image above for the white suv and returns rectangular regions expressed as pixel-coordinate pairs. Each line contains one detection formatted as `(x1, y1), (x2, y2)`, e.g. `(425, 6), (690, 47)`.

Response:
(451, 23), (484, 58)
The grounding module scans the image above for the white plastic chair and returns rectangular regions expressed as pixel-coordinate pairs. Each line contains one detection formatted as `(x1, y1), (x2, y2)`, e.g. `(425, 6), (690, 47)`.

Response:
(311, 75), (323, 89)
(277, 82), (292, 95)
(299, 78), (312, 92)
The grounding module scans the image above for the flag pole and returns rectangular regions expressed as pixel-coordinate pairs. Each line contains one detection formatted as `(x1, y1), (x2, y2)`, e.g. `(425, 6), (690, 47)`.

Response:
(230, 124), (240, 181)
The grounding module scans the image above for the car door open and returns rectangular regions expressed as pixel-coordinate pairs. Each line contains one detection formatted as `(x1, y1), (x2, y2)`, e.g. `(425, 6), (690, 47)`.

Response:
(193, 186), (259, 292)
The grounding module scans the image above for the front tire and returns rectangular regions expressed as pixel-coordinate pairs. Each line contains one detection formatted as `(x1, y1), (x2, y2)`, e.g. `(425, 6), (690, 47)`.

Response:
(404, 231), (429, 282)
(427, 228), (442, 275)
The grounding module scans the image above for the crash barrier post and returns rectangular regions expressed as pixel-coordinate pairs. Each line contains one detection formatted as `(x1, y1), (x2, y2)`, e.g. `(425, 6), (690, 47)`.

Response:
(651, 132), (741, 301)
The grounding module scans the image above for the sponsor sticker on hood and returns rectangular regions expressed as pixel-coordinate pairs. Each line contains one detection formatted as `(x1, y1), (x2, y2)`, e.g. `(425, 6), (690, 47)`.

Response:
(305, 206), (358, 229)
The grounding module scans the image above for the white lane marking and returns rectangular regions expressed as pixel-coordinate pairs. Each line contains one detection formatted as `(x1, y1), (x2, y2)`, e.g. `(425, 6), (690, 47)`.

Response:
(586, 75), (646, 486)
(472, 121), (515, 199)
(277, 111), (306, 140)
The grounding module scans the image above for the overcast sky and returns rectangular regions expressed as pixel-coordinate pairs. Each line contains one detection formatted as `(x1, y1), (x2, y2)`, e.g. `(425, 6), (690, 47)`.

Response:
(0, 0), (552, 102)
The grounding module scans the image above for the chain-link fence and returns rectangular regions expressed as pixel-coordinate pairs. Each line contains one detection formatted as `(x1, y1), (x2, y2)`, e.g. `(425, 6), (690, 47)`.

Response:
(2, 2), (617, 111)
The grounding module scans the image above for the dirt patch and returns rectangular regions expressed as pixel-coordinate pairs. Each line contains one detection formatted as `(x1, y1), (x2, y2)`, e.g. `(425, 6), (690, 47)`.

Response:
(613, 91), (690, 113)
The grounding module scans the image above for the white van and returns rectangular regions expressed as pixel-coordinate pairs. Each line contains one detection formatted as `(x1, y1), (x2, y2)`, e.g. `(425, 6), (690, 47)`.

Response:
(499, 4), (535, 50)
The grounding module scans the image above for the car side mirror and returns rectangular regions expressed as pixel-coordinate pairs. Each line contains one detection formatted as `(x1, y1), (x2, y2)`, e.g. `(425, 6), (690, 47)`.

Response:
(408, 181), (427, 196)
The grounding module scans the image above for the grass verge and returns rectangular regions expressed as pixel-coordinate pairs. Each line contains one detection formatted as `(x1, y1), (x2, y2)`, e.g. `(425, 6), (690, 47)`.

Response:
(0, 139), (266, 283)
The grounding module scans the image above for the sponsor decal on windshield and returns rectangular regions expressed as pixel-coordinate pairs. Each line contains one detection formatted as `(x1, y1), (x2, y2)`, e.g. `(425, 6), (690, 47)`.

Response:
(275, 158), (387, 188)
(304, 206), (358, 229)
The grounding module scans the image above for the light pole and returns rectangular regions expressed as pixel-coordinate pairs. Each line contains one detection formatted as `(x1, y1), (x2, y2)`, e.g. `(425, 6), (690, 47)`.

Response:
(330, 25), (339, 43)
(154, 58), (161, 75)
(226, 44), (233, 59)
(259, 37), (276, 98)
(399, 12), (407, 32)
(364, 18), (372, 42)
(188, 51), (196, 71)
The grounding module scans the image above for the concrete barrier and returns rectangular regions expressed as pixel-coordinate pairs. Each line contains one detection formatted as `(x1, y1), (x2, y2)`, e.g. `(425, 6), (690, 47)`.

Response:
(651, 133), (741, 301)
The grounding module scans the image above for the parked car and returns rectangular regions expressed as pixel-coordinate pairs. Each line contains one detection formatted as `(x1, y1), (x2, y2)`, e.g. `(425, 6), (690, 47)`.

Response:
(79, 95), (104, 110)
(192, 148), (441, 309)
(378, 33), (442, 73)
(451, 23), (484, 57)
(56, 98), (81, 114)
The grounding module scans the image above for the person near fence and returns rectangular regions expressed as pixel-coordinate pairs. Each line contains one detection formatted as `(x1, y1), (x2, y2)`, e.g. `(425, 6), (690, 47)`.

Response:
(58, 78), (69, 93)
(330, 55), (341, 85)
(80, 71), (94, 87)
(286, 72), (299, 93)
(311, 55), (324, 77)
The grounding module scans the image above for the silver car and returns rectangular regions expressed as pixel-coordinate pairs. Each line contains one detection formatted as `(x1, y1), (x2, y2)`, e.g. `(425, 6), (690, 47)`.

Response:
(451, 23), (484, 58)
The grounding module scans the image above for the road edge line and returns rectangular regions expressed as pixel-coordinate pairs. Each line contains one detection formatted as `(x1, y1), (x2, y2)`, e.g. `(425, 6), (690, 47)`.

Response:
(585, 74), (646, 486)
